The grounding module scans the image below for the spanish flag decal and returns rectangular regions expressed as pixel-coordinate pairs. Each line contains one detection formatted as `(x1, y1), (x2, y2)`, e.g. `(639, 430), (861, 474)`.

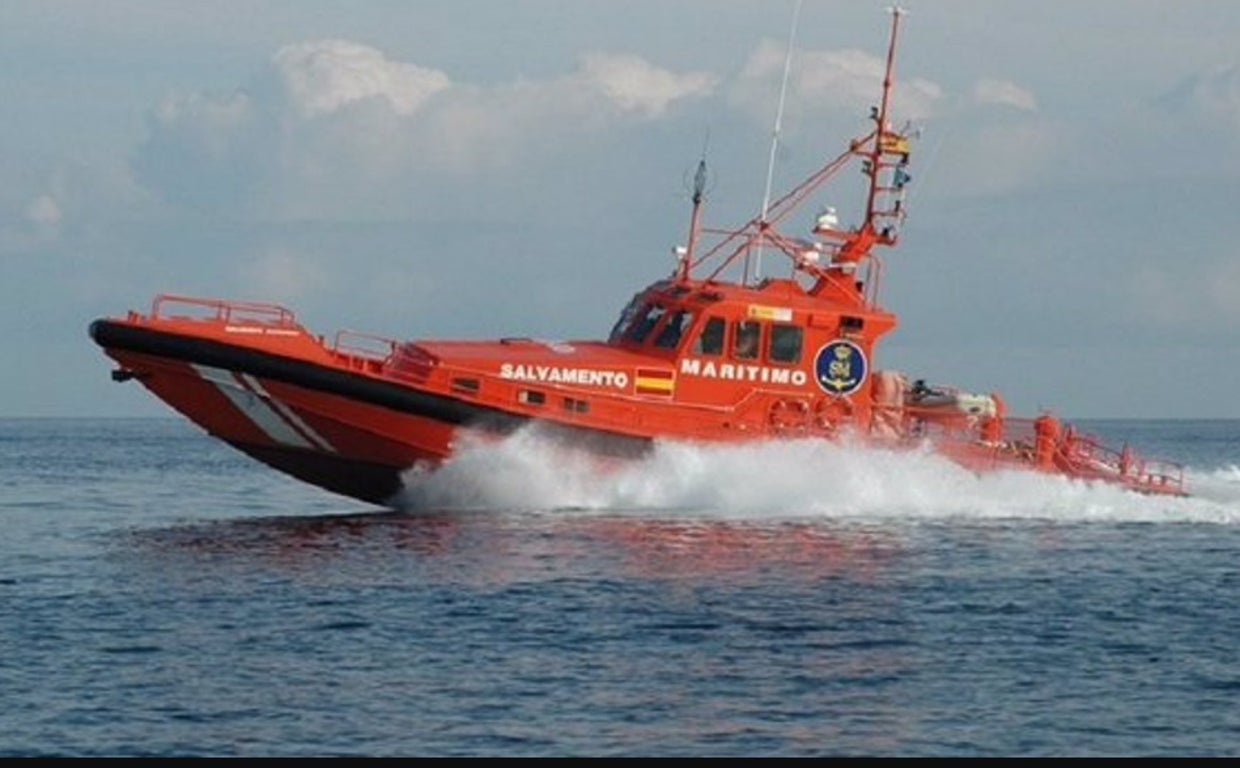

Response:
(635, 368), (675, 397)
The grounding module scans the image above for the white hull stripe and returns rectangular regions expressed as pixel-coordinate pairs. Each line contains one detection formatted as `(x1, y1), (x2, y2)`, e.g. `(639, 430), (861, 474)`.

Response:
(237, 372), (336, 453)
(191, 364), (336, 453)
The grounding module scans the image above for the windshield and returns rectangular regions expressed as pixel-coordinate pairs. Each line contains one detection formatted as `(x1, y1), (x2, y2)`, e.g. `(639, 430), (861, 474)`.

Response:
(607, 294), (644, 344)
(625, 304), (666, 343)
(654, 310), (695, 349)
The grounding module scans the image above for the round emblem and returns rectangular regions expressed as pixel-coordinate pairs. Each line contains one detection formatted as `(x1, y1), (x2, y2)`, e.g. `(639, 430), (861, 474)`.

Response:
(814, 339), (867, 396)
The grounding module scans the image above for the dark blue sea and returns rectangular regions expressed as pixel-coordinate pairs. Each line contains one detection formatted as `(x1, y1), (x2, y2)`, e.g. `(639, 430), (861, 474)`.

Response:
(2, 417), (1239, 756)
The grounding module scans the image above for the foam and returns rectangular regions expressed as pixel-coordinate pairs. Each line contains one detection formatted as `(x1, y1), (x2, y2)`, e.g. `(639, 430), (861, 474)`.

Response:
(395, 425), (1239, 524)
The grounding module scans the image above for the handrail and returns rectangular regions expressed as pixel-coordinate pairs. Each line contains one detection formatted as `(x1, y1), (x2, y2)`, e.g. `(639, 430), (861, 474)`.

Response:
(899, 409), (1185, 494)
(1053, 430), (1184, 491)
(332, 330), (400, 362)
(150, 294), (299, 327)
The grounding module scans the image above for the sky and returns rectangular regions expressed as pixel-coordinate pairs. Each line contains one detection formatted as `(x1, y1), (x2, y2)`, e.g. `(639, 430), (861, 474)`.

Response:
(3, 0), (1239, 419)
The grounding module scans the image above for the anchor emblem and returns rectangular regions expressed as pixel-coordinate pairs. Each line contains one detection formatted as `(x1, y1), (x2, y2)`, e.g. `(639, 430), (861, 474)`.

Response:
(814, 340), (867, 396)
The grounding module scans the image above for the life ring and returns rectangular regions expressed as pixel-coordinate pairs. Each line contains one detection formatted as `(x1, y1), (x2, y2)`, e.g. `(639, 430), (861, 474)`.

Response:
(812, 396), (855, 433)
(768, 398), (810, 433)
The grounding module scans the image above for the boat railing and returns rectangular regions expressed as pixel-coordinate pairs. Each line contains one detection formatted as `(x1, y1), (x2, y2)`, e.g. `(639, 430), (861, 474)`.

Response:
(1001, 418), (1184, 491)
(1055, 430), (1122, 474)
(900, 411), (1185, 492)
(1134, 458), (1187, 494)
(330, 330), (401, 374)
(147, 294), (300, 328)
(1056, 431), (1185, 492)
(332, 330), (399, 361)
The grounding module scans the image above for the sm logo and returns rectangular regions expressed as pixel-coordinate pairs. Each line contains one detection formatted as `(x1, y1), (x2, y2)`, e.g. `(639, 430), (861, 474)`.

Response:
(814, 340), (867, 396)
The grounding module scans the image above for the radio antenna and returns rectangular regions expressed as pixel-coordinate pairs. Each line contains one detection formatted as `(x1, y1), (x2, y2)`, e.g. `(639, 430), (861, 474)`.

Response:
(748, 0), (803, 285)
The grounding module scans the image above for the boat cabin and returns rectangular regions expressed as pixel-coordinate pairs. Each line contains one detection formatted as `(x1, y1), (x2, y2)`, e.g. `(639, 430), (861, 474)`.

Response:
(604, 271), (898, 434)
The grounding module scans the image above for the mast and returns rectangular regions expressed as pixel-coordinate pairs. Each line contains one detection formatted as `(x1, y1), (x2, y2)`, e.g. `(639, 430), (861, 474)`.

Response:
(679, 156), (707, 282)
(747, 0), (803, 286)
(823, 5), (910, 271)
(863, 5), (905, 243)
(683, 8), (914, 296)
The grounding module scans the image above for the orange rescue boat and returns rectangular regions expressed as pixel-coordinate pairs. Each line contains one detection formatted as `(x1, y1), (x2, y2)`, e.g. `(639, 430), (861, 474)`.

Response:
(88, 10), (1186, 506)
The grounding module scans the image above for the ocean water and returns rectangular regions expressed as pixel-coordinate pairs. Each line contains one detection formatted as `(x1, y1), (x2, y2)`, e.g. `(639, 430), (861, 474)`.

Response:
(2, 417), (1239, 756)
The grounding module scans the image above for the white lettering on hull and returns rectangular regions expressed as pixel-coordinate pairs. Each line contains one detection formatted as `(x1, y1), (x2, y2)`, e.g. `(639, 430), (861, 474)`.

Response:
(499, 363), (629, 389)
(678, 358), (808, 386)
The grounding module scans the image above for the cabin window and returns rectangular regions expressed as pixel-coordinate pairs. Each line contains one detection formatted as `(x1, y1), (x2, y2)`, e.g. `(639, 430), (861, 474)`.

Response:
(693, 316), (725, 356)
(654, 310), (695, 349)
(624, 304), (666, 344)
(769, 324), (803, 364)
(563, 397), (589, 413)
(608, 294), (644, 343)
(518, 390), (546, 406)
(451, 377), (480, 394)
(733, 320), (762, 360)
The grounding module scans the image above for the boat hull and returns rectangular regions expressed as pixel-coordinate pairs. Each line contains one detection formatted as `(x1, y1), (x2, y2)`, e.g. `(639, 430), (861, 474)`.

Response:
(90, 320), (652, 507)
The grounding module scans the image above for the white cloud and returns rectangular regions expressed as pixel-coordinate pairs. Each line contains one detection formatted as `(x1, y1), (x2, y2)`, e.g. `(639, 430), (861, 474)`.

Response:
(1156, 64), (1240, 129)
(1127, 256), (1240, 330)
(929, 120), (1065, 198)
(972, 78), (1037, 111)
(0, 193), (64, 253)
(237, 247), (328, 304)
(154, 89), (254, 137)
(25, 194), (62, 227)
(133, 88), (266, 210)
(273, 39), (450, 117)
(731, 39), (943, 125)
(578, 52), (717, 117)
(1205, 257), (1240, 323)
(132, 38), (719, 215)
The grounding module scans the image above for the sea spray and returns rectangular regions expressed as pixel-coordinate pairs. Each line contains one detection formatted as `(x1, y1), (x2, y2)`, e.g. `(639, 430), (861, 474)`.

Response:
(396, 424), (1239, 524)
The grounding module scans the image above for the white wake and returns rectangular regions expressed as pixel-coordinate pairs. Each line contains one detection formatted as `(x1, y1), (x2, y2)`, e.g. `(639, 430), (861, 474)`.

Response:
(394, 426), (1240, 524)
